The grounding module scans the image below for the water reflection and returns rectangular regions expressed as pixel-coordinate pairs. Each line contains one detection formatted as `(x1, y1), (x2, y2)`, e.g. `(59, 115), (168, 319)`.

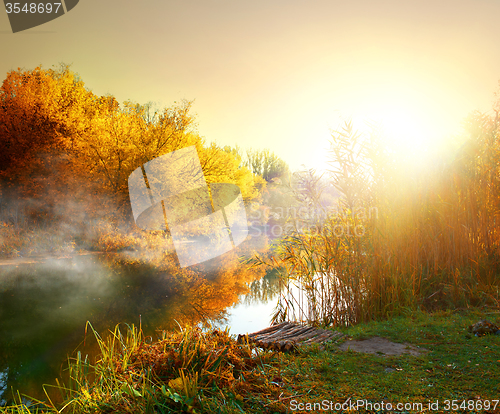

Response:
(224, 269), (281, 335)
(240, 269), (281, 306)
(0, 252), (275, 405)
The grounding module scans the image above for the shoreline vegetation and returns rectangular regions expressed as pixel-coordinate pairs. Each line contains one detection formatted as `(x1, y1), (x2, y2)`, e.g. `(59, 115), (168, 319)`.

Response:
(2, 308), (499, 413)
(1, 65), (500, 412)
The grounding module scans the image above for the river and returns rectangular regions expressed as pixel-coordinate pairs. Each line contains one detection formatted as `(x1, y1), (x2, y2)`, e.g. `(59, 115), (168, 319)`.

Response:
(0, 251), (281, 406)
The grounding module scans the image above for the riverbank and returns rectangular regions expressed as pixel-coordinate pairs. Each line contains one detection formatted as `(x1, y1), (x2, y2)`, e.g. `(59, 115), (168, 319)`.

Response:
(282, 307), (500, 413)
(0, 247), (273, 406)
(2, 307), (499, 413)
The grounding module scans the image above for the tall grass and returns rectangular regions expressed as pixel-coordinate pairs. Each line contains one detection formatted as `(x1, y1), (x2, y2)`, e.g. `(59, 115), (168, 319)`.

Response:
(7, 322), (282, 413)
(261, 115), (500, 327)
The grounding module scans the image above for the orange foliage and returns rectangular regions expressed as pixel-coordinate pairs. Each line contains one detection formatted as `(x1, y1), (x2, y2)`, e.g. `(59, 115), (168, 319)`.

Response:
(0, 64), (264, 234)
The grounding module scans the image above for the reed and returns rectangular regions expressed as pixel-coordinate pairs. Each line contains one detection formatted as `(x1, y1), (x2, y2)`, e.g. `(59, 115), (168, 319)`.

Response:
(9, 322), (284, 413)
(260, 116), (500, 327)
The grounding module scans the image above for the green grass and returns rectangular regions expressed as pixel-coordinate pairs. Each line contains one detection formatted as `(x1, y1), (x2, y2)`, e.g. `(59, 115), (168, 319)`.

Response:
(2, 308), (499, 413)
(276, 307), (500, 413)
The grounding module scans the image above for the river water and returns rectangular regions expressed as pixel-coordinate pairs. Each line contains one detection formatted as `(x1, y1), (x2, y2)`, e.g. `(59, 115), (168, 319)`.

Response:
(0, 252), (281, 406)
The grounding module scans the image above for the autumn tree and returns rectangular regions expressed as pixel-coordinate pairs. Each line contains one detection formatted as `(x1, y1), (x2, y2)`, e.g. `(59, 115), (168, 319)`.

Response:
(0, 65), (95, 178)
(0, 65), (265, 231)
(0, 65), (103, 227)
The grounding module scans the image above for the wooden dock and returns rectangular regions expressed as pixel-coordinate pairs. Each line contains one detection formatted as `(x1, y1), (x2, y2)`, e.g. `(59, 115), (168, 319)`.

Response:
(237, 322), (344, 352)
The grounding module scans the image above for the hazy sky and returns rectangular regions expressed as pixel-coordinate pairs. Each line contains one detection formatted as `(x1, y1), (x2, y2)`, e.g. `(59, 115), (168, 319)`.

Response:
(1, 0), (500, 171)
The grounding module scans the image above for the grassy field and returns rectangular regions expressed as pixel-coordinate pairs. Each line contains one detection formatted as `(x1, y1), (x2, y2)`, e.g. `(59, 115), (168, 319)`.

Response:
(2, 307), (499, 413)
(278, 307), (500, 414)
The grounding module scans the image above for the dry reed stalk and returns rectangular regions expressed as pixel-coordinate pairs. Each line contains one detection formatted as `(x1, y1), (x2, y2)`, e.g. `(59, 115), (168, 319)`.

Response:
(262, 116), (500, 327)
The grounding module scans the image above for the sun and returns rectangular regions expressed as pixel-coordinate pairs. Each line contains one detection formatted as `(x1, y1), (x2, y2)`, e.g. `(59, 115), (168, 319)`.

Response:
(371, 104), (433, 155)
(351, 86), (456, 170)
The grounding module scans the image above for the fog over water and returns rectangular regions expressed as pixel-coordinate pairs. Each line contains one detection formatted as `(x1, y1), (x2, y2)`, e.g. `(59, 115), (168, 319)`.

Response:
(0, 251), (281, 405)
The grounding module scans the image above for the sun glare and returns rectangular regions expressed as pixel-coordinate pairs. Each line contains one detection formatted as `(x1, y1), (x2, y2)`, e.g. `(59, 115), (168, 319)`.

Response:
(373, 105), (434, 153)
(352, 86), (457, 171)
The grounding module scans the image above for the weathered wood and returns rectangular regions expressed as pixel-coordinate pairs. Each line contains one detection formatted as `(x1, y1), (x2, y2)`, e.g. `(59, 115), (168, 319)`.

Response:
(290, 328), (325, 342)
(246, 322), (289, 337)
(242, 322), (344, 352)
(251, 324), (297, 341)
(301, 331), (335, 344)
(254, 324), (311, 342)
(273, 340), (295, 352)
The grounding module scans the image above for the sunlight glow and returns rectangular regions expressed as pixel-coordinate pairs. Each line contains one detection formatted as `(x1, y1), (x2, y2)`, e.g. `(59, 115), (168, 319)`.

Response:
(347, 83), (461, 171)
(367, 103), (438, 156)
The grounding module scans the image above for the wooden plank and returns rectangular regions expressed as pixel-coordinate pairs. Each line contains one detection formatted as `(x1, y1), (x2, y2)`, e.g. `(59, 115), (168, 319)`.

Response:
(246, 322), (289, 337)
(301, 331), (335, 344)
(292, 331), (323, 342)
(258, 324), (312, 341)
(252, 323), (298, 341)
(242, 322), (344, 352)
(238, 322), (291, 344)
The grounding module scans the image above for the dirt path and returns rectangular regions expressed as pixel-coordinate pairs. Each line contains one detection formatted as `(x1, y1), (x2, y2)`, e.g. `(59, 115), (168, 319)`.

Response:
(338, 336), (428, 356)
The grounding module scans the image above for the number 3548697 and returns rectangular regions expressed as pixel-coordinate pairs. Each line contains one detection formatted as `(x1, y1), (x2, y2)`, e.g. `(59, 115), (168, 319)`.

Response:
(5, 3), (62, 13)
